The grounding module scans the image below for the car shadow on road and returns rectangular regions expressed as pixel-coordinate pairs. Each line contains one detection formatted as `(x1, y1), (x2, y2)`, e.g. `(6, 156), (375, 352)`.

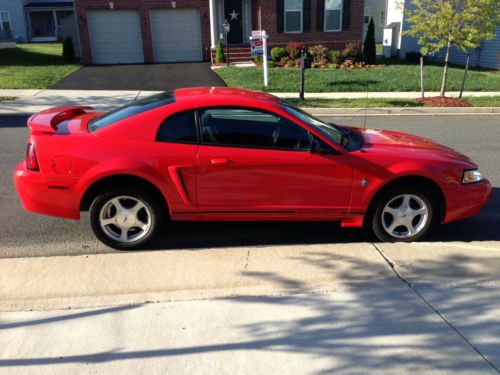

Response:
(148, 187), (500, 251)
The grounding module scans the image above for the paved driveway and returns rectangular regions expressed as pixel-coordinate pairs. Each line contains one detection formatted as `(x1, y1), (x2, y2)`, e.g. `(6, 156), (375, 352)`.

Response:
(50, 63), (226, 91)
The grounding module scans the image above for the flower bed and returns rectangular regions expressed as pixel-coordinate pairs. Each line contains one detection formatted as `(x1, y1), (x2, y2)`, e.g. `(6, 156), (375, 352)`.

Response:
(262, 42), (383, 70)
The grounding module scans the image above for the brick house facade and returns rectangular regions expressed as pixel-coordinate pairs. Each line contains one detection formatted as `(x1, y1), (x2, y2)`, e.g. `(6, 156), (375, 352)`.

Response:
(75, 0), (363, 65)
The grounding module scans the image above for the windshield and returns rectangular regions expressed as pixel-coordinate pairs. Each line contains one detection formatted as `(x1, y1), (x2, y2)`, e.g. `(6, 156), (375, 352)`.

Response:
(89, 92), (175, 132)
(281, 102), (343, 144)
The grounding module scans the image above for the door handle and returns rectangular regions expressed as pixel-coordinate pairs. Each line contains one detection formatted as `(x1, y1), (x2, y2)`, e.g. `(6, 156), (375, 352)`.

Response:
(211, 158), (231, 165)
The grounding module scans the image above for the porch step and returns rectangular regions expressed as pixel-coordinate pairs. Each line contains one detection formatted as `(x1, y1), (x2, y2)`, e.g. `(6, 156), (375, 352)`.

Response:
(211, 47), (253, 64)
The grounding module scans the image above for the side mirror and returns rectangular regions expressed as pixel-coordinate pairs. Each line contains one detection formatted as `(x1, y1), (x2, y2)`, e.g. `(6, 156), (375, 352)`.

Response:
(310, 139), (322, 154)
(310, 138), (338, 155)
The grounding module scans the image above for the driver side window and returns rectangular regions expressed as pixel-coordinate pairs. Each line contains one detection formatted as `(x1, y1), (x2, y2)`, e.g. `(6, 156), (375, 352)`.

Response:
(198, 108), (311, 151)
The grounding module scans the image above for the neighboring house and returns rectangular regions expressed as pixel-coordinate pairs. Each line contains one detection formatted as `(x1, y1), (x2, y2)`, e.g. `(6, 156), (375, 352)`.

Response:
(74, 0), (364, 65)
(0, 0), (77, 43)
(1, 0), (25, 41)
(383, 0), (499, 69)
(362, 0), (385, 43)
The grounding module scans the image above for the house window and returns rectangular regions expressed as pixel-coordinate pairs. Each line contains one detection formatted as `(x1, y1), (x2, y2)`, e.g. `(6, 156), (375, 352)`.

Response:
(379, 10), (386, 28)
(0, 11), (11, 31)
(363, 6), (370, 24)
(285, 0), (302, 33)
(325, 0), (342, 32)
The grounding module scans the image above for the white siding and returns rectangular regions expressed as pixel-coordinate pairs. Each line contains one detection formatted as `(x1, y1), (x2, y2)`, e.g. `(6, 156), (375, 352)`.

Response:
(363, 0), (386, 43)
(1, 0), (28, 41)
(400, 0), (499, 69)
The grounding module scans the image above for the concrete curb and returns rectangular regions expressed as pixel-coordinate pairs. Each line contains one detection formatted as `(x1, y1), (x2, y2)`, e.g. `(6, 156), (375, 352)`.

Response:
(305, 107), (500, 117)
(274, 91), (500, 99)
(0, 243), (397, 311)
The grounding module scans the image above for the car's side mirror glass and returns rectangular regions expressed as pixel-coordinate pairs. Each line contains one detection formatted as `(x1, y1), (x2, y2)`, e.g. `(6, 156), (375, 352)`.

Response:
(311, 139), (322, 154)
(311, 138), (336, 154)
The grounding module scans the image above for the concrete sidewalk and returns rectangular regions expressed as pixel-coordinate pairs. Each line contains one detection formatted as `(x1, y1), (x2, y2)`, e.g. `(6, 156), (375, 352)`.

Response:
(1, 89), (499, 116)
(1, 242), (499, 373)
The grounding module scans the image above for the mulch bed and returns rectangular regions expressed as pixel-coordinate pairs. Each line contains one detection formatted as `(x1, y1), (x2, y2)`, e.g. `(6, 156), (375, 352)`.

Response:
(417, 97), (472, 107)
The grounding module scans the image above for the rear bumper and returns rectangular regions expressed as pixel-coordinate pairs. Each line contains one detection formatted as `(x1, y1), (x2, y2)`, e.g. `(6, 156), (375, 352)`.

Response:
(13, 162), (80, 220)
(444, 179), (492, 223)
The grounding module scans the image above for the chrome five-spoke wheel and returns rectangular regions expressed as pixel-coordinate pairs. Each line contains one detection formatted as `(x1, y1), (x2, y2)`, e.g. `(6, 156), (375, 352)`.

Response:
(90, 190), (163, 250)
(369, 183), (436, 242)
(381, 194), (429, 239)
(99, 196), (152, 243)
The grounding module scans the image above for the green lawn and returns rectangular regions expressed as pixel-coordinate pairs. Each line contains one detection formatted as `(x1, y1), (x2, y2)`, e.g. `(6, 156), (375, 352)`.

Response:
(216, 59), (500, 93)
(0, 97), (16, 101)
(0, 43), (81, 89)
(465, 96), (500, 107)
(285, 96), (500, 108)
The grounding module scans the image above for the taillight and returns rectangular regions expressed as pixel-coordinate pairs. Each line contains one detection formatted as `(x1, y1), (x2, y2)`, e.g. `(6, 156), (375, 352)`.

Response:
(26, 143), (39, 171)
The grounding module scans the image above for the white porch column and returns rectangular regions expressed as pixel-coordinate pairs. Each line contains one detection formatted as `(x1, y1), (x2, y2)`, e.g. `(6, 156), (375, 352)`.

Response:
(209, 0), (217, 48)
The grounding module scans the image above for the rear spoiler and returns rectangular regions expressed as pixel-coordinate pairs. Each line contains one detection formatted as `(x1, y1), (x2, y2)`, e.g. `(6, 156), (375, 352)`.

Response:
(27, 106), (94, 134)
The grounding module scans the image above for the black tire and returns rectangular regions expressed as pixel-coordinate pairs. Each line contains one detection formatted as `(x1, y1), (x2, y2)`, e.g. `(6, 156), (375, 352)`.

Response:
(89, 190), (164, 250)
(368, 183), (437, 242)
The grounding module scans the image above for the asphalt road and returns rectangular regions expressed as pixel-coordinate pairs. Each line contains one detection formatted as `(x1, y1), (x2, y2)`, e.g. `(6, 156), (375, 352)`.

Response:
(0, 114), (498, 258)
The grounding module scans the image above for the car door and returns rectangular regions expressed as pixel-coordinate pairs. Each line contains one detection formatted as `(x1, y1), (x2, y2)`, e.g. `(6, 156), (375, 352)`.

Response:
(153, 109), (199, 215)
(195, 107), (353, 219)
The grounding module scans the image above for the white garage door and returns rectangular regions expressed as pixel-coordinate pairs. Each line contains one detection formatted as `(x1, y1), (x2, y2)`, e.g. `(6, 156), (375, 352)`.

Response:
(150, 9), (202, 63)
(87, 10), (144, 64)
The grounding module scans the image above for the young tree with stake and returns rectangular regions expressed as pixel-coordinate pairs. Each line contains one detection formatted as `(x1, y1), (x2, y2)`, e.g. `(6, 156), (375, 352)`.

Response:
(404, 0), (498, 98)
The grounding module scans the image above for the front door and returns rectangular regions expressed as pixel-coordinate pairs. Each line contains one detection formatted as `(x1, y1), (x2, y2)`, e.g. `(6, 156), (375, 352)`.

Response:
(224, 0), (243, 44)
(195, 107), (353, 219)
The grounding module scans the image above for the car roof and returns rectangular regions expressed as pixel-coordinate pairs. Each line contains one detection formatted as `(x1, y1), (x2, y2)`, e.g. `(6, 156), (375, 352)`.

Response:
(173, 87), (282, 106)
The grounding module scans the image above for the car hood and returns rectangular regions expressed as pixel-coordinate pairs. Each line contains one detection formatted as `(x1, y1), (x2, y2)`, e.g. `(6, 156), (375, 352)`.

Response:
(357, 127), (473, 163)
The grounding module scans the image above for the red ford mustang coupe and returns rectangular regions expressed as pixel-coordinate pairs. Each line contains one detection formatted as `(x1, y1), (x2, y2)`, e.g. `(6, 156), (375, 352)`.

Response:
(14, 87), (491, 249)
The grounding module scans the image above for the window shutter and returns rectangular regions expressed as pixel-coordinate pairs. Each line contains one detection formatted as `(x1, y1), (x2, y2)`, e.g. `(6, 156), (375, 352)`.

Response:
(303, 0), (311, 32)
(277, 0), (284, 33)
(316, 0), (325, 31)
(342, 0), (351, 30)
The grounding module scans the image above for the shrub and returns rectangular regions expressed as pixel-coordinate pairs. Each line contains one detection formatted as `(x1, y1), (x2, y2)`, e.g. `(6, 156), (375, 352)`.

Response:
(319, 58), (329, 67)
(254, 55), (263, 65)
(268, 61), (277, 68)
(62, 36), (75, 63)
(286, 41), (305, 59)
(279, 56), (291, 66)
(308, 45), (329, 64)
(363, 18), (376, 64)
(341, 42), (359, 60)
(328, 50), (343, 64)
(215, 39), (226, 64)
(271, 47), (287, 62)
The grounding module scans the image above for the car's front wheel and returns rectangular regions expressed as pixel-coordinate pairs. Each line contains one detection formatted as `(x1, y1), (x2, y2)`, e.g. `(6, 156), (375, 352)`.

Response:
(369, 184), (436, 242)
(90, 191), (163, 250)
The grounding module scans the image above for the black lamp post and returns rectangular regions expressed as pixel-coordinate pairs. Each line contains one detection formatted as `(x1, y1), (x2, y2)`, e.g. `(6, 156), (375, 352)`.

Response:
(223, 19), (230, 67)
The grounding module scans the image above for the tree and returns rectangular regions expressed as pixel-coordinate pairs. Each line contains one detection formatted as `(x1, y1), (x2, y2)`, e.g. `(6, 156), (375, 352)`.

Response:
(62, 36), (75, 63)
(215, 39), (226, 64)
(363, 17), (376, 65)
(404, 0), (498, 97)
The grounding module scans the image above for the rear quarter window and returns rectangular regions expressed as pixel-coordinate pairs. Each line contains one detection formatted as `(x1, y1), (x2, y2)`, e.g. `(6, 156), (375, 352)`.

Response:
(156, 111), (198, 143)
(89, 92), (174, 132)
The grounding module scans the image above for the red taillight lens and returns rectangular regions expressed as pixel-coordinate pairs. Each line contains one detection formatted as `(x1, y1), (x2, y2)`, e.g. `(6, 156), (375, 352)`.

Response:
(26, 143), (39, 171)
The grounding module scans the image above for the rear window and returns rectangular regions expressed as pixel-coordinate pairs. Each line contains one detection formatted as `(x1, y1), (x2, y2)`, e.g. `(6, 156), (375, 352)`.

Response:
(88, 92), (175, 132)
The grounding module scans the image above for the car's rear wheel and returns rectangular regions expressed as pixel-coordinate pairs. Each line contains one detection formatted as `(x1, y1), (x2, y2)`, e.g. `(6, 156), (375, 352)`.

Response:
(369, 183), (436, 242)
(90, 191), (163, 250)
